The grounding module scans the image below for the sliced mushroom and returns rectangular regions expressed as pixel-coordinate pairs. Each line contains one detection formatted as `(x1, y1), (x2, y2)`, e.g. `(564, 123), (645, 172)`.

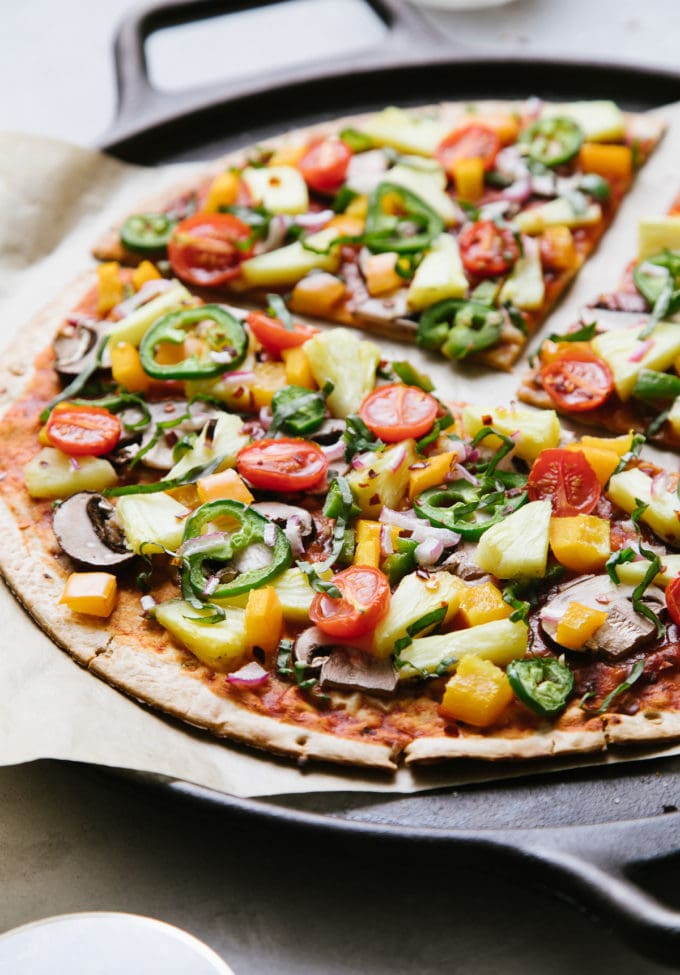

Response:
(53, 319), (109, 377)
(442, 543), (491, 583)
(540, 575), (665, 660)
(319, 647), (398, 697)
(309, 418), (346, 446)
(293, 626), (335, 671)
(251, 502), (313, 537)
(113, 400), (223, 470)
(53, 492), (134, 570)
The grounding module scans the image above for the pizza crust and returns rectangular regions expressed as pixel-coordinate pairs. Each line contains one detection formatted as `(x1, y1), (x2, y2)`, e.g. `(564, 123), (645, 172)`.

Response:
(404, 725), (606, 765)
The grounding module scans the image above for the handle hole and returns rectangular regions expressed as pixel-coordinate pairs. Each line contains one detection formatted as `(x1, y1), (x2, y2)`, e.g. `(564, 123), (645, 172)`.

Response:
(147, 0), (386, 94)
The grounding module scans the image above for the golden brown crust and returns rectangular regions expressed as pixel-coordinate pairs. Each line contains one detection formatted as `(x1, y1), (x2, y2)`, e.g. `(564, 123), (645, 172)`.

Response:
(404, 725), (607, 765)
(604, 709), (680, 745)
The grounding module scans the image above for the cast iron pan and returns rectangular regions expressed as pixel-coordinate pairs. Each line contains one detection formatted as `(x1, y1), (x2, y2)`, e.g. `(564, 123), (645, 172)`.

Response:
(101, 0), (680, 964)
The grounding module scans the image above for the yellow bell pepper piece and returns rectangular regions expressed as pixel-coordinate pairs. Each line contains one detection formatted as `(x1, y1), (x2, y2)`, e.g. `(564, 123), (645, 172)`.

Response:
(565, 443), (621, 487)
(60, 572), (117, 618)
(408, 451), (458, 501)
(250, 360), (288, 409)
(578, 432), (634, 457)
(281, 346), (317, 389)
(244, 586), (283, 654)
(364, 252), (402, 296)
(353, 521), (400, 568)
(97, 262), (124, 315)
(345, 194), (368, 219)
(556, 600), (608, 651)
(326, 214), (365, 237)
(578, 143), (633, 183)
(440, 655), (514, 727)
(475, 112), (520, 145)
(539, 225), (577, 271)
(204, 171), (240, 211)
(290, 272), (346, 318)
(268, 144), (307, 167)
(110, 341), (151, 393)
(131, 260), (161, 291)
(197, 468), (254, 505)
(456, 581), (513, 629)
(453, 157), (485, 201)
(549, 514), (611, 572)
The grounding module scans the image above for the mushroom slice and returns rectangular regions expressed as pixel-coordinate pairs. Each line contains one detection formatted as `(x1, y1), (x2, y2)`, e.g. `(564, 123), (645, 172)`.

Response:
(540, 574), (665, 659)
(320, 647), (398, 697)
(53, 319), (109, 377)
(251, 502), (313, 537)
(309, 418), (346, 446)
(116, 400), (224, 471)
(293, 626), (335, 672)
(53, 492), (134, 570)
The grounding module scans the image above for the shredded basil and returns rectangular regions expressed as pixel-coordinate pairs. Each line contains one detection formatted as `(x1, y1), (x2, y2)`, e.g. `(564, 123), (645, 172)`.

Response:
(266, 293), (294, 330)
(103, 454), (227, 497)
(606, 546), (636, 584)
(343, 414), (384, 461)
(630, 500), (664, 636)
(611, 433), (646, 478)
(580, 659), (645, 715)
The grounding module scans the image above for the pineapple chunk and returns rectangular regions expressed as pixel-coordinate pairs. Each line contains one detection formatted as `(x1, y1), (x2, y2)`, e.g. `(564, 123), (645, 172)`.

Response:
(347, 440), (417, 518)
(461, 404), (561, 463)
(106, 281), (193, 347)
(154, 599), (248, 672)
(607, 467), (680, 545)
(398, 617), (528, 680)
(616, 554), (680, 588)
(24, 448), (117, 499)
(304, 327), (380, 418)
(666, 396), (680, 438)
(541, 101), (625, 141)
(498, 237), (545, 310)
(241, 165), (309, 215)
(240, 228), (341, 288)
(407, 233), (468, 311)
(166, 413), (248, 481)
(592, 322), (680, 402)
(115, 492), (190, 554)
(515, 196), (601, 235)
(638, 217), (680, 261)
(384, 163), (459, 224)
(372, 571), (463, 659)
(475, 500), (551, 579)
(362, 106), (448, 157)
(440, 656), (514, 727)
(217, 567), (315, 622)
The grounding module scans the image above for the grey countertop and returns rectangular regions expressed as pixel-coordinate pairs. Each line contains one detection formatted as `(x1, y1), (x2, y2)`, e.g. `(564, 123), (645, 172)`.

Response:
(2, 1), (680, 971)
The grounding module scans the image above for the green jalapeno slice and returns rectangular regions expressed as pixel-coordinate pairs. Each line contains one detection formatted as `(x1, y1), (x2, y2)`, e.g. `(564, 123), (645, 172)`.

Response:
(414, 482), (528, 541)
(519, 116), (583, 168)
(506, 657), (574, 719)
(417, 300), (504, 359)
(139, 305), (247, 380)
(364, 183), (444, 254)
(632, 249), (680, 310)
(121, 213), (177, 253)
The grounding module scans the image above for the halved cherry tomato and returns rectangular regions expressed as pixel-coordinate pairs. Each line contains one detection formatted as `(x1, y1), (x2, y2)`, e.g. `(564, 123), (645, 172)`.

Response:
(666, 576), (680, 626)
(168, 212), (254, 287)
(298, 139), (352, 194)
(528, 448), (601, 517)
(458, 220), (520, 278)
(540, 351), (614, 412)
(46, 403), (122, 457)
(435, 123), (501, 175)
(310, 565), (390, 639)
(237, 438), (328, 492)
(358, 384), (439, 442)
(247, 311), (318, 354)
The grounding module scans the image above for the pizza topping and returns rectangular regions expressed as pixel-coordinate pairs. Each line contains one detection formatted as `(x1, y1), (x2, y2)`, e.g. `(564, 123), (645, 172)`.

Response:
(139, 304), (248, 380)
(417, 299), (504, 360)
(540, 351), (615, 413)
(168, 213), (255, 287)
(237, 438), (328, 492)
(298, 139), (353, 195)
(310, 565), (390, 639)
(246, 310), (318, 353)
(458, 220), (520, 278)
(52, 492), (135, 570)
(46, 403), (122, 457)
(506, 657), (574, 719)
(519, 116), (584, 168)
(363, 182), (444, 254)
(436, 123), (501, 176)
(121, 213), (178, 253)
(527, 448), (601, 516)
(53, 319), (109, 378)
(319, 646), (398, 696)
(358, 384), (438, 443)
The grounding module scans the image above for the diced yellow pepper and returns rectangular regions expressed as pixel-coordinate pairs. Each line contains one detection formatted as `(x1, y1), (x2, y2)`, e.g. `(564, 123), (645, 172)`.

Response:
(408, 451), (458, 500)
(549, 514), (611, 572)
(289, 272), (347, 317)
(474, 112), (520, 145)
(131, 260), (161, 291)
(345, 194), (368, 219)
(268, 144), (307, 167)
(353, 521), (400, 568)
(244, 586), (283, 654)
(281, 346), (317, 389)
(250, 361), (288, 409)
(456, 581), (513, 629)
(440, 655), (514, 727)
(204, 171), (240, 211)
(364, 252), (402, 296)
(578, 432), (634, 457)
(197, 468), (254, 505)
(578, 143), (633, 182)
(539, 339), (594, 365)
(97, 262), (124, 315)
(453, 157), (485, 201)
(110, 341), (151, 393)
(565, 443), (621, 487)
(539, 225), (577, 271)
(555, 600), (608, 651)
(60, 572), (117, 618)
(326, 214), (365, 237)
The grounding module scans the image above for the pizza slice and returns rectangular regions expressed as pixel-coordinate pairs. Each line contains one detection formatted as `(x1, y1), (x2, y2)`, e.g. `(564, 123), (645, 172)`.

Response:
(518, 198), (680, 447)
(3, 267), (680, 770)
(93, 99), (665, 371)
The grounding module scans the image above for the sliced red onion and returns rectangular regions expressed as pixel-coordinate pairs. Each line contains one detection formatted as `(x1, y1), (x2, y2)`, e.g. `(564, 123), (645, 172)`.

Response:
(69, 457), (81, 471)
(530, 172), (557, 197)
(294, 209), (334, 231)
(320, 440), (346, 463)
(263, 523), (277, 548)
(284, 516), (306, 557)
(501, 176), (532, 204)
(221, 369), (255, 384)
(415, 537), (444, 566)
(259, 406), (273, 430)
(351, 453), (368, 470)
(410, 523), (460, 547)
(386, 444), (407, 472)
(651, 471), (674, 499)
(628, 339), (653, 363)
(380, 524), (394, 557)
(112, 278), (172, 318)
(227, 661), (270, 687)
(255, 214), (290, 254)
(209, 348), (238, 364)
(202, 575), (220, 597)
(495, 146), (529, 181)
(140, 595), (157, 614)
(379, 507), (421, 531)
(346, 149), (389, 195)
(447, 463), (479, 486)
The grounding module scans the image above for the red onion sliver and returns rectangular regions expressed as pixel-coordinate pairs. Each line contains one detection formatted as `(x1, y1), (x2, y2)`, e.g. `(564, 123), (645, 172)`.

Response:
(284, 517), (305, 557)
(112, 278), (172, 318)
(202, 575), (219, 597)
(628, 339), (653, 363)
(501, 176), (532, 203)
(415, 537), (444, 566)
(263, 523), (277, 548)
(227, 661), (270, 687)
(321, 441), (346, 463)
(386, 444), (407, 472)
(380, 524), (395, 557)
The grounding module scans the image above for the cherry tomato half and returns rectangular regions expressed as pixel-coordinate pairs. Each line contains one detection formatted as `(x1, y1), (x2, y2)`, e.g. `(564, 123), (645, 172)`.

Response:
(358, 384), (439, 443)
(298, 139), (352, 194)
(540, 351), (615, 413)
(435, 123), (501, 176)
(46, 403), (122, 457)
(168, 213), (254, 288)
(527, 448), (601, 517)
(666, 576), (680, 627)
(458, 220), (520, 278)
(237, 438), (328, 492)
(310, 565), (391, 639)
(246, 311), (318, 355)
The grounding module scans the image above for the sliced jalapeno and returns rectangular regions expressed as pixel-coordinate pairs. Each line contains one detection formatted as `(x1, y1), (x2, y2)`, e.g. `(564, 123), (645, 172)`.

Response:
(506, 657), (574, 719)
(633, 249), (680, 309)
(121, 212), (177, 253)
(417, 299), (503, 359)
(271, 385), (327, 436)
(181, 499), (291, 600)
(414, 482), (528, 541)
(519, 116), (583, 168)
(139, 305), (247, 380)
(632, 368), (680, 404)
(364, 182), (444, 254)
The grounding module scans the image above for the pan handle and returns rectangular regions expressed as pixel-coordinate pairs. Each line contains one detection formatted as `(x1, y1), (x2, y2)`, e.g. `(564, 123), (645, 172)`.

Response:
(106, 0), (450, 147)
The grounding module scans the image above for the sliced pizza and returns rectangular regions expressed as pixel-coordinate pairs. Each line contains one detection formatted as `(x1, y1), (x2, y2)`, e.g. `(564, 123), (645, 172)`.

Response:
(93, 99), (665, 371)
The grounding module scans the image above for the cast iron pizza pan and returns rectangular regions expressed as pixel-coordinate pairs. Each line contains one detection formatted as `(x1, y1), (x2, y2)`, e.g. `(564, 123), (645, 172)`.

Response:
(99, 0), (680, 963)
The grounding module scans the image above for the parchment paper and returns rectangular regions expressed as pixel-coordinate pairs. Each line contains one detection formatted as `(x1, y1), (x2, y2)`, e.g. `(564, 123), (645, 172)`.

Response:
(2, 107), (680, 800)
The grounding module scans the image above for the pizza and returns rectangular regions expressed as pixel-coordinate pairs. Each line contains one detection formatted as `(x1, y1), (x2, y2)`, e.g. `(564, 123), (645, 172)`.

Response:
(93, 99), (665, 371)
(3, 259), (680, 772)
(518, 196), (680, 448)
